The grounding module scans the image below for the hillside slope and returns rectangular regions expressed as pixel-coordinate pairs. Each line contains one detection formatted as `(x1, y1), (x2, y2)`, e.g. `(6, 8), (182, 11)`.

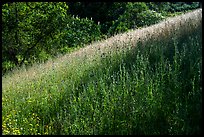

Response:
(3, 8), (201, 88)
(2, 8), (202, 135)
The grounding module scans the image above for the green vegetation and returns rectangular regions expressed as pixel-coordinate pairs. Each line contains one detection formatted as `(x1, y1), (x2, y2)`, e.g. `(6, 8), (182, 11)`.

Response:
(2, 9), (202, 135)
(2, 2), (200, 75)
(108, 2), (165, 35)
(2, 2), (102, 74)
(2, 2), (69, 73)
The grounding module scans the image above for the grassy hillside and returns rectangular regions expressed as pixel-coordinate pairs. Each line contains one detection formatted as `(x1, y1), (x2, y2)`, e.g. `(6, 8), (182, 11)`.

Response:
(2, 8), (202, 135)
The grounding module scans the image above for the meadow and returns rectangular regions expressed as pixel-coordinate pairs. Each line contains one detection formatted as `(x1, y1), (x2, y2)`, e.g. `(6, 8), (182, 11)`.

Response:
(2, 8), (202, 135)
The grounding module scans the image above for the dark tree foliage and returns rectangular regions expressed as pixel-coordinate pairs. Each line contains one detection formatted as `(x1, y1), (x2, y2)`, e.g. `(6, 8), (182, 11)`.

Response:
(2, 2), (102, 75)
(107, 2), (174, 36)
(146, 2), (200, 13)
(2, 2), (69, 73)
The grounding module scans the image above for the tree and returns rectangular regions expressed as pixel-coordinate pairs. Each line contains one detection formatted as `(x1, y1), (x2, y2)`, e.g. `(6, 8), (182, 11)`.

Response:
(2, 2), (69, 73)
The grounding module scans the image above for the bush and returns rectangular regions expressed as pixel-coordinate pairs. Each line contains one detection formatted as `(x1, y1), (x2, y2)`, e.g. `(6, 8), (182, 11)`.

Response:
(168, 2), (200, 12)
(108, 2), (165, 35)
(146, 2), (200, 13)
(49, 16), (102, 54)
(136, 10), (165, 27)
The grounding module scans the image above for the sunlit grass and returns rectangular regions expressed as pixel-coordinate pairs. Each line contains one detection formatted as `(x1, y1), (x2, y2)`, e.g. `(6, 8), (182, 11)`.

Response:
(2, 8), (202, 135)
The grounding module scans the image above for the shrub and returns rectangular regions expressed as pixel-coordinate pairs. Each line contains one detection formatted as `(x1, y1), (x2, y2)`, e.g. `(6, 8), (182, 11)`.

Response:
(168, 2), (200, 12)
(146, 2), (200, 13)
(108, 3), (165, 35)
(136, 10), (165, 27)
(52, 16), (102, 54)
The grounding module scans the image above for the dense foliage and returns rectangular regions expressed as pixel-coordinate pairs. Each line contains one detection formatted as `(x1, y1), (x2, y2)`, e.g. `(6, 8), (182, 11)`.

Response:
(2, 2), (200, 75)
(107, 2), (165, 35)
(67, 2), (128, 34)
(58, 16), (102, 53)
(2, 2), (69, 73)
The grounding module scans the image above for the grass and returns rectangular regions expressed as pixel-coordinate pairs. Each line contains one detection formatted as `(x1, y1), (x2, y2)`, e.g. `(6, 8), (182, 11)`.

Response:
(2, 8), (202, 135)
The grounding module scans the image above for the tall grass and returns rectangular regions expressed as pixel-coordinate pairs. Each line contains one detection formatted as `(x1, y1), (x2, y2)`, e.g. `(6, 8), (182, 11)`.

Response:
(2, 8), (202, 135)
